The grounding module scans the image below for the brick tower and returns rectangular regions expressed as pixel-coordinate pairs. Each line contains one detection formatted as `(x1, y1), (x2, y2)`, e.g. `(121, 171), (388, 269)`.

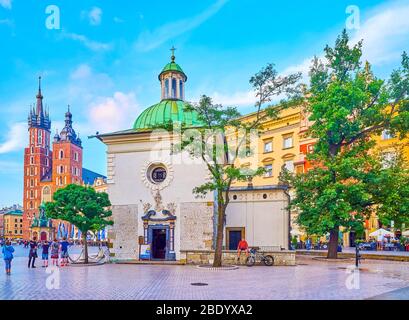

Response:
(23, 77), (52, 239)
(52, 106), (83, 190)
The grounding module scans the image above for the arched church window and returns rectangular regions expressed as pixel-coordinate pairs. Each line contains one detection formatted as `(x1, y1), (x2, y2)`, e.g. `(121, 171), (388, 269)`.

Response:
(59, 150), (64, 159)
(172, 78), (177, 98)
(42, 186), (51, 203)
(179, 80), (183, 99)
(165, 79), (169, 98)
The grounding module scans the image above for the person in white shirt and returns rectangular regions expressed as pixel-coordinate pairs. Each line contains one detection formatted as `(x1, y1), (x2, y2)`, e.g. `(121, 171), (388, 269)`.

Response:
(377, 234), (384, 250)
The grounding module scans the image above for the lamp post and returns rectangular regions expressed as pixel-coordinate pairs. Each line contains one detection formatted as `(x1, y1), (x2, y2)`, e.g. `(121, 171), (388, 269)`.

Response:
(355, 244), (361, 267)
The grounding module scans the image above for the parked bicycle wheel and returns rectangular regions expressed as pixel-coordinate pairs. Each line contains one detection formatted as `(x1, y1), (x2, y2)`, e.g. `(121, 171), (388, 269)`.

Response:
(246, 256), (256, 266)
(263, 255), (274, 266)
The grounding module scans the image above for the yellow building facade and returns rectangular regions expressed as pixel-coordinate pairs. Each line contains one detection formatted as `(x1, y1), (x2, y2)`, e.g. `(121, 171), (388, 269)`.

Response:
(233, 105), (409, 247)
(3, 210), (24, 240)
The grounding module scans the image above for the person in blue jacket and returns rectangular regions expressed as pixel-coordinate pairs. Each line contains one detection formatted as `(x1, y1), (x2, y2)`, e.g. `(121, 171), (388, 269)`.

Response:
(2, 240), (15, 275)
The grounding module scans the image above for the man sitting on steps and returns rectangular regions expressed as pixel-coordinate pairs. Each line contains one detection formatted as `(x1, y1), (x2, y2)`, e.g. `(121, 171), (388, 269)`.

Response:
(237, 238), (249, 262)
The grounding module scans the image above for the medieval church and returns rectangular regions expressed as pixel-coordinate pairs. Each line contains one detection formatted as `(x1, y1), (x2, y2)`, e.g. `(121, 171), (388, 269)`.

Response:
(96, 52), (290, 262)
(22, 78), (105, 241)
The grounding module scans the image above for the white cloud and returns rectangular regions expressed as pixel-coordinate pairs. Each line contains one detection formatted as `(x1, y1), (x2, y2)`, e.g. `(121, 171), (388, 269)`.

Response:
(210, 90), (256, 107)
(0, 122), (26, 154)
(281, 0), (409, 80)
(351, 1), (409, 65)
(135, 0), (228, 51)
(0, 0), (12, 9)
(88, 92), (139, 133)
(62, 31), (112, 51)
(82, 7), (103, 26)
(68, 64), (114, 101)
(70, 64), (92, 80)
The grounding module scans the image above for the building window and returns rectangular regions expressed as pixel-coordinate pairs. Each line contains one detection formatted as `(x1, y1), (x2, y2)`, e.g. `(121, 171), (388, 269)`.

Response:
(264, 141), (273, 153)
(165, 79), (169, 98)
(30, 157), (34, 165)
(382, 130), (394, 140)
(149, 166), (167, 184)
(284, 160), (295, 172)
(59, 150), (64, 159)
(74, 152), (78, 161)
(38, 130), (42, 144)
(31, 147), (34, 154)
(264, 164), (273, 177)
(171, 78), (177, 98)
(283, 135), (293, 149)
(179, 80), (183, 99)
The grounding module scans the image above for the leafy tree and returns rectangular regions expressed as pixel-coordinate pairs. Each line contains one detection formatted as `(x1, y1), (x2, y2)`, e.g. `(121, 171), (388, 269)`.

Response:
(45, 184), (113, 264)
(173, 64), (302, 267)
(370, 149), (409, 229)
(284, 30), (409, 259)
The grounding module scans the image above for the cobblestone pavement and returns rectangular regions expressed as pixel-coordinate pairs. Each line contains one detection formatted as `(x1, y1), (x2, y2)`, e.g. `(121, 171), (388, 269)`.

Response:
(1, 246), (409, 300)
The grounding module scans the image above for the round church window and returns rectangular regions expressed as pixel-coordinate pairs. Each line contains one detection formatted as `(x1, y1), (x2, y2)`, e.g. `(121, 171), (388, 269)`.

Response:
(150, 166), (167, 184)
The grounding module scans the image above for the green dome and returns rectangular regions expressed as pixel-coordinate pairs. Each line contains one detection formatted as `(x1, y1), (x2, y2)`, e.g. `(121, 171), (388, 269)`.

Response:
(133, 99), (204, 130)
(158, 62), (187, 80)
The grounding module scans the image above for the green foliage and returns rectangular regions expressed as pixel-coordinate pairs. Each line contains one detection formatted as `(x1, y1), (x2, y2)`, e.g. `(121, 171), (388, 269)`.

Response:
(286, 30), (409, 243)
(45, 184), (113, 234)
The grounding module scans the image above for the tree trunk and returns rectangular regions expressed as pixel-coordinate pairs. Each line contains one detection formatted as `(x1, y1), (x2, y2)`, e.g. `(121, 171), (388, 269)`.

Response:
(213, 202), (225, 267)
(327, 227), (339, 259)
(82, 232), (89, 264)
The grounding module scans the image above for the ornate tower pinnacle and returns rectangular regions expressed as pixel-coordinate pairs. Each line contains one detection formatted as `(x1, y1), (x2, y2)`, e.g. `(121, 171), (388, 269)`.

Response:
(28, 76), (51, 130)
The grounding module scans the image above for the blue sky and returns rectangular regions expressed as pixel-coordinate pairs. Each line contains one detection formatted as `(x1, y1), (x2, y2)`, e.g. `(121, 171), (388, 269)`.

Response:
(0, 0), (408, 207)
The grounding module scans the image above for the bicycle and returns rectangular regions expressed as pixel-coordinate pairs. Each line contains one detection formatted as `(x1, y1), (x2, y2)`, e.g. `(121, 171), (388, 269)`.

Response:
(245, 248), (274, 266)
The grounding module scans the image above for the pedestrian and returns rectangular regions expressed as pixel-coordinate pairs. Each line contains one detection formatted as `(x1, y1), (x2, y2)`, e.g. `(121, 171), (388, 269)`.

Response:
(60, 237), (70, 266)
(237, 237), (249, 261)
(41, 240), (50, 268)
(28, 237), (38, 268)
(50, 238), (60, 266)
(2, 240), (14, 275)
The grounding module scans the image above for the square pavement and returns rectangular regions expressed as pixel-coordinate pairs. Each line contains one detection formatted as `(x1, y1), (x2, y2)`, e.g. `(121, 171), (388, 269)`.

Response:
(1, 246), (409, 300)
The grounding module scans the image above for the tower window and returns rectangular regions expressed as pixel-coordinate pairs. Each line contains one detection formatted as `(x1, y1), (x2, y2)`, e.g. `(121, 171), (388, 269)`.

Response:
(59, 150), (64, 159)
(172, 78), (177, 98)
(30, 157), (34, 164)
(179, 80), (183, 99)
(165, 79), (169, 99)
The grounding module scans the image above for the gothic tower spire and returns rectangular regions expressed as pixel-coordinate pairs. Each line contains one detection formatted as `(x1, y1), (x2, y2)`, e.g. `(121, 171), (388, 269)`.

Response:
(28, 76), (51, 130)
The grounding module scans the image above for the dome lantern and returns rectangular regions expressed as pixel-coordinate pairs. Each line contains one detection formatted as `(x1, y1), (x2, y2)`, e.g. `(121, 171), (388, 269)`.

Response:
(133, 49), (204, 131)
(159, 47), (187, 100)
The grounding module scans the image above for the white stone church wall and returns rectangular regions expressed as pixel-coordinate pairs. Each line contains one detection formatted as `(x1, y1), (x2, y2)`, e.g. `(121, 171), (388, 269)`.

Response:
(179, 202), (214, 251)
(225, 190), (289, 250)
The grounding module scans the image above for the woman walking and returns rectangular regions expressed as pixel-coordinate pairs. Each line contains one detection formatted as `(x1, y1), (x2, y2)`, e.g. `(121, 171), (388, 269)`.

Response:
(28, 237), (38, 268)
(2, 240), (15, 275)
(50, 239), (60, 267)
